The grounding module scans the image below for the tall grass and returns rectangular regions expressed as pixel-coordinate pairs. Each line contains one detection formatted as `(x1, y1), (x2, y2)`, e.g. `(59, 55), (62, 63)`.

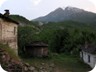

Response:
(0, 43), (20, 61)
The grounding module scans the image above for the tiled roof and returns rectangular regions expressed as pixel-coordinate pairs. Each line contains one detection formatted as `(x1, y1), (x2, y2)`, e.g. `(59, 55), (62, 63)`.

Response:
(26, 41), (48, 47)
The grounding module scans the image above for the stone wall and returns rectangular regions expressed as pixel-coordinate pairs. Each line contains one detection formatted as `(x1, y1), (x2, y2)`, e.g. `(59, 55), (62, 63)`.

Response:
(0, 18), (18, 53)
(0, 19), (2, 41)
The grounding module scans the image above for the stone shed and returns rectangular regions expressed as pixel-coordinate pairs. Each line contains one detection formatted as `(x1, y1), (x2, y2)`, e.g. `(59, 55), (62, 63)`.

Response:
(0, 10), (19, 53)
(24, 41), (48, 57)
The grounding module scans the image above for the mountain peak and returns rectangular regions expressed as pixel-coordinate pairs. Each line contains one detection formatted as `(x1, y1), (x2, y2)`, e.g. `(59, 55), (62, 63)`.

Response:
(33, 6), (96, 24)
(65, 6), (84, 12)
(54, 7), (64, 12)
(55, 7), (63, 10)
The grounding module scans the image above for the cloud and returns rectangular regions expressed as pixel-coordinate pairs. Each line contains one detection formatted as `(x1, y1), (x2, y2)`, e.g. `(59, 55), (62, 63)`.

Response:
(0, 0), (7, 7)
(30, 0), (42, 6)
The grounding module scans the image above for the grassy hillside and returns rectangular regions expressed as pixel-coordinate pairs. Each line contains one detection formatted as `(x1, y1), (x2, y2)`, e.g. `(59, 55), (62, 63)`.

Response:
(42, 21), (96, 31)
(9, 15), (38, 26)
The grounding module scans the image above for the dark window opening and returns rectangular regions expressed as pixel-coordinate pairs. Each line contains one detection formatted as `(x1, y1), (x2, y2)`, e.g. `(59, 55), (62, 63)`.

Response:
(81, 52), (83, 59)
(88, 55), (90, 63)
(14, 27), (16, 35)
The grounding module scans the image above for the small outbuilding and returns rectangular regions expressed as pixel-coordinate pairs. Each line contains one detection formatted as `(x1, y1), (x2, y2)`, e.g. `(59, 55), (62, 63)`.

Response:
(80, 43), (96, 68)
(24, 41), (48, 57)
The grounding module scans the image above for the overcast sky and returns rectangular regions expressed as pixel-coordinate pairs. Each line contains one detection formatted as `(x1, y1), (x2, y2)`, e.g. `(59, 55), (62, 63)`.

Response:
(0, 0), (96, 20)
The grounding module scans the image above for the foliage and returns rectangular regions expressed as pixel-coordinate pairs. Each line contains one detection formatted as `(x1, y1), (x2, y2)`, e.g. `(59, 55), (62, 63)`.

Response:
(0, 43), (19, 60)
(49, 29), (70, 53)
(18, 20), (96, 56)
(18, 26), (38, 56)
(10, 15), (38, 26)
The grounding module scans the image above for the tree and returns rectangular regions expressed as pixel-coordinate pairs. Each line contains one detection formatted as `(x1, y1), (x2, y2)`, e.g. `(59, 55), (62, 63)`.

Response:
(18, 26), (36, 56)
(49, 29), (70, 53)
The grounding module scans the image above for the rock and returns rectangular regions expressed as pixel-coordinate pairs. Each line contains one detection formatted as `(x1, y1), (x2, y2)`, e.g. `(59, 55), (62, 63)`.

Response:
(50, 63), (55, 67)
(24, 66), (28, 71)
(24, 63), (30, 67)
(44, 71), (48, 72)
(33, 70), (38, 72)
(29, 66), (35, 71)
(41, 63), (45, 66)
(2, 54), (6, 59)
(39, 70), (44, 72)
(40, 67), (43, 70)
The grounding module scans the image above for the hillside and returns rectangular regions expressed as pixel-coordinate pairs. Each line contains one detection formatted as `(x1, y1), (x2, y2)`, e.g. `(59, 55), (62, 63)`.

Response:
(33, 6), (96, 24)
(39, 21), (96, 33)
(9, 15), (31, 25)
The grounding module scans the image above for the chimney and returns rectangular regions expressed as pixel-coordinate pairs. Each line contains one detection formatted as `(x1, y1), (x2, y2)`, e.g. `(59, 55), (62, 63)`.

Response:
(4, 9), (10, 17)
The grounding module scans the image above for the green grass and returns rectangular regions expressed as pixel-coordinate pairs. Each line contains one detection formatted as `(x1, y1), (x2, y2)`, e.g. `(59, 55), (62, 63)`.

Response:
(52, 54), (91, 72)
(22, 53), (92, 72)
(0, 44), (92, 72)
(0, 43), (20, 61)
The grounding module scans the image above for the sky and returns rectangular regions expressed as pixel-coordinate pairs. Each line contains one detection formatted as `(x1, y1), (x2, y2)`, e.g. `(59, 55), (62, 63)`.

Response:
(0, 0), (96, 20)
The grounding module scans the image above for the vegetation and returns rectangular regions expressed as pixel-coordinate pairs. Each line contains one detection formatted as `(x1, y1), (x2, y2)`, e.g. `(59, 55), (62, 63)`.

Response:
(10, 15), (38, 26)
(0, 43), (20, 61)
(1, 14), (95, 71)
(23, 54), (91, 72)
(18, 20), (96, 57)
(18, 26), (38, 56)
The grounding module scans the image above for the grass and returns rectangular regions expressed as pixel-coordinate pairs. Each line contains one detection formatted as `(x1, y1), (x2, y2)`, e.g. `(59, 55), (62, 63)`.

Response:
(0, 43), (92, 72)
(0, 43), (20, 61)
(22, 53), (92, 72)
(52, 54), (91, 72)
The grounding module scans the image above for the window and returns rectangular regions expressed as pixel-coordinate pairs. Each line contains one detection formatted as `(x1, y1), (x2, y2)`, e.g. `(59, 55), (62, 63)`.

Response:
(14, 27), (16, 35)
(88, 55), (90, 63)
(81, 52), (83, 59)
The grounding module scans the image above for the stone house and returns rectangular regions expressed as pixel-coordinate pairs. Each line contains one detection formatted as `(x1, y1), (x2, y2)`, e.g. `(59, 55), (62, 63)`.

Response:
(24, 41), (48, 57)
(0, 10), (19, 53)
(80, 43), (96, 68)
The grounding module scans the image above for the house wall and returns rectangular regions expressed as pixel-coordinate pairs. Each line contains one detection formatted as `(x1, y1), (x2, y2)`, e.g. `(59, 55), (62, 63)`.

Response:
(25, 46), (48, 57)
(80, 51), (96, 68)
(34, 48), (42, 57)
(42, 47), (48, 56)
(0, 18), (18, 53)
(0, 20), (2, 41)
(33, 47), (48, 57)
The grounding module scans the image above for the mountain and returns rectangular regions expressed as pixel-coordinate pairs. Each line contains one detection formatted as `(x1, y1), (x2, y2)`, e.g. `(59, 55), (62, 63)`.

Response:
(33, 6), (96, 24)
